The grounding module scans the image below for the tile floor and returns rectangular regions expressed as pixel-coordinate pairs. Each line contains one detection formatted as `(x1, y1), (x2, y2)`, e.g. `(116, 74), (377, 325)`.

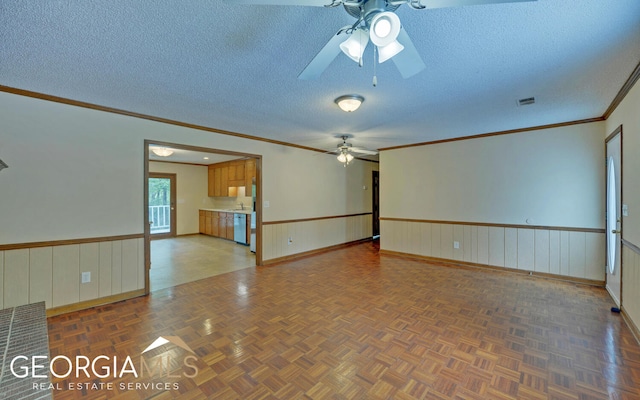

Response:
(150, 235), (255, 292)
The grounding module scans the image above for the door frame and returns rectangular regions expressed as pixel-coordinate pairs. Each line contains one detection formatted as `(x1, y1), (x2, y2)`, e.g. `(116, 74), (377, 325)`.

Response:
(372, 170), (380, 238)
(605, 125), (623, 306)
(143, 140), (263, 295)
(148, 172), (177, 240)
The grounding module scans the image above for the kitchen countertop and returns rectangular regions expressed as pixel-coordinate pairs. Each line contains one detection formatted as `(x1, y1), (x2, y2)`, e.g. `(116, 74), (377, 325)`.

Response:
(200, 208), (253, 215)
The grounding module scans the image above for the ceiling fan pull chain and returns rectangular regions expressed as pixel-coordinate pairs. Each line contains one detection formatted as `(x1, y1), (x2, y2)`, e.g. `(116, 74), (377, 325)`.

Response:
(373, 46), (378, 87)
(359, 27), (365, 67)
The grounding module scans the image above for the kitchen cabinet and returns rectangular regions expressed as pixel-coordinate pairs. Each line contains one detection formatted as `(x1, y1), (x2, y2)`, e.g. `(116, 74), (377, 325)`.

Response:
(227, 160), (245, 187)
(199, 210), (205, 234)
(208, 165), (228, 197)
(205, 211), (213, 235)
(245, 159), (256, 190)
(212, 211), (220, 237)
(218, 211), (227, 238)
(225, 212), (235, 240)
(207, 169), (215, 197)
(208, 159), (256, 198)
(199, 210), (247, 243)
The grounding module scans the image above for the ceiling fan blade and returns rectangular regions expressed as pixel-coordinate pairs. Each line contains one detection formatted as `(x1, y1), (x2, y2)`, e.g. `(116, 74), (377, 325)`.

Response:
(416, 0), (535, 9)
(392, 27), (426, 79)
(224, 0), (330, 6)
(350, 147), (378, 155)
(298, 26), (350, 80)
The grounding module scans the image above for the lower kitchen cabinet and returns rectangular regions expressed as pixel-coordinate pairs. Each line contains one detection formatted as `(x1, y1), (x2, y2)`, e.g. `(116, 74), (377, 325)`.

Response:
(199, 210), (205, 234)
(199, 210), (234, 241)
(225, 213), (234, 240)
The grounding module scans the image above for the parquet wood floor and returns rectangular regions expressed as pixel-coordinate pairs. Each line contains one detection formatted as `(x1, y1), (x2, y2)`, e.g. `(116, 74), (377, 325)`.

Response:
(47, 241), (640, 399)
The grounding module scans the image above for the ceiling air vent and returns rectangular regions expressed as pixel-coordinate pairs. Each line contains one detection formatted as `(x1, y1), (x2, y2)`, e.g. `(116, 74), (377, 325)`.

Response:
(517, 97), (536, 106)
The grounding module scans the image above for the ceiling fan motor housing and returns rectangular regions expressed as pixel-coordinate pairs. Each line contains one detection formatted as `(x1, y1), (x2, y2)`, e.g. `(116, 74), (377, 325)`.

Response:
(343, 0), (400, 26)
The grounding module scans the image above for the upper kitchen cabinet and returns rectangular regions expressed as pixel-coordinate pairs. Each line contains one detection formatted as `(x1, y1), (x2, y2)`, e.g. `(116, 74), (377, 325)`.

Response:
(245, 159), (255, 190)
(227, 160), (245, 187)
(208, 159), (256, 197)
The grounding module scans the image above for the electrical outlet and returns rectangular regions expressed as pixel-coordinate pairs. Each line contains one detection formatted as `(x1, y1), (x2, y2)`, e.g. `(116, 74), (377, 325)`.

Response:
(453, 241), (460, 249)
(264, 200), (270, 208)
(81, 271), (91, 284)
(288, 237), (293, 245)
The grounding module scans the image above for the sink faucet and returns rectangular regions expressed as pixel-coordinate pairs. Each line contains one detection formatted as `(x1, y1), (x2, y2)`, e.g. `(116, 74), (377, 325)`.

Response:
(238, 202), (244, 210)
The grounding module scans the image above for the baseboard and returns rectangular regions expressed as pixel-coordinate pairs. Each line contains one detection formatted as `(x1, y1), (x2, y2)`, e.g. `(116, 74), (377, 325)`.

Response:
(606, 285), (621, 307)
(262, 238), (373, 266)
(621, 306), (640, 345)
(379, 249), (605, 287)
(46, 289), (147, 317)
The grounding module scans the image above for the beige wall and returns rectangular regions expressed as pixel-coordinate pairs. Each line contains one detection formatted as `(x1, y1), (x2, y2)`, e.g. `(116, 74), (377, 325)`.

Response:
(262, 160), (378, 260)
(0, 91), (375, 310)
(381, 122), (605, 229)
(380, 122), (607, 281)
(606, 76), (640, 247)
(0, 92), (374, 244)
(606, 74), (640, 334)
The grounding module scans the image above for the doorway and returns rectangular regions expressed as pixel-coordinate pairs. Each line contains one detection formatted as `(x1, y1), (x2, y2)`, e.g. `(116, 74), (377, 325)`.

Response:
(372, 170), (380, 238)
(605, 126), (622, 306)
(143, 140), (263, 294)
(148, 173), (176, 239)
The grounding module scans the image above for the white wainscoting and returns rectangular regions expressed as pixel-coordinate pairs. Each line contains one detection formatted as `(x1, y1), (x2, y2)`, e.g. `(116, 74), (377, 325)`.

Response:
(623, 242), (640, 337)
(262, 214), (373, 262)
(0, 237), (145, 310)
(381, 220), (605, 282)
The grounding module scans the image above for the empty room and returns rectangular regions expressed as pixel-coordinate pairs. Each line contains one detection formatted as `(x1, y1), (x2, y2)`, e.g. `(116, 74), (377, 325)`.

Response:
(1, 0), (640, 399)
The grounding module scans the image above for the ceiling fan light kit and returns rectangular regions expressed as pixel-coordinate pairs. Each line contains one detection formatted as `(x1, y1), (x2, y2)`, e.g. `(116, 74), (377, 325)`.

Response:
(335, 94), (365, 112)
(223, 0), (538, 160)
(339, 28), (369, 63)
(332, 135), (378, 166)
(337, 149), (355, 166)
(369, 11), (404, 63)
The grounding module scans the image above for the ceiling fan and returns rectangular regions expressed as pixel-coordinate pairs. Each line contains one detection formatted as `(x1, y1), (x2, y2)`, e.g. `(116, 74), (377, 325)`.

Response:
(331, 135), (378, 166)
(225, 0), (535, 80)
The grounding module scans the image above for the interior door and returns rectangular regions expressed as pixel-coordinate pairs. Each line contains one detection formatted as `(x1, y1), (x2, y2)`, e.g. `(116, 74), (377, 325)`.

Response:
(148, 173), (177, 239)
(605, 127), (622, 306)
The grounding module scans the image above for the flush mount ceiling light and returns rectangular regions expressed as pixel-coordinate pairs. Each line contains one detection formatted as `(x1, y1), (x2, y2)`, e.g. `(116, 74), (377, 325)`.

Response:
(335, 95), (364, 112)
(151, 147), (174, 157)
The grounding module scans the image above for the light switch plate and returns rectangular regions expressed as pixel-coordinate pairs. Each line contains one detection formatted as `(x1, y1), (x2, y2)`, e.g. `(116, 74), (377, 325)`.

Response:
(622, 204), (628, 217)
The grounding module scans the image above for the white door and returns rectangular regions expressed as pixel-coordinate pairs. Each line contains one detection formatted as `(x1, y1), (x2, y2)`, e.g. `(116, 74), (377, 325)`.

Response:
(606, 129), (622, 306)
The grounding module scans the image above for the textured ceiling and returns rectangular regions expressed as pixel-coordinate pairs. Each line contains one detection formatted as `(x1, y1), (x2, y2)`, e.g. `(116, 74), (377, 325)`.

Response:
(1, 0), (640, 154)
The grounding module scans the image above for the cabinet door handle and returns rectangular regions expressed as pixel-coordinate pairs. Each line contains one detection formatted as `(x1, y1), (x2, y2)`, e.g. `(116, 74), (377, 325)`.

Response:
(612, 229), (621, 234)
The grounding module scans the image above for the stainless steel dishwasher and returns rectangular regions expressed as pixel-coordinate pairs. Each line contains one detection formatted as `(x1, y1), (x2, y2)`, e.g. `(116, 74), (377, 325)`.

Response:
(233, 213), (247, 245)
